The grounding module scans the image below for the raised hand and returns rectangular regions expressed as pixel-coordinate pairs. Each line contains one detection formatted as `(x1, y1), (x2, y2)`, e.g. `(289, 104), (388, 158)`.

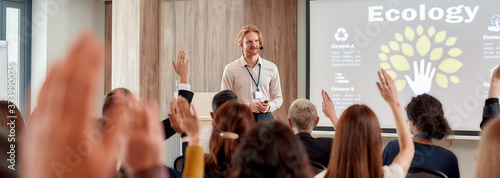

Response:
(377, 69), (399, 106)
(172, 50), (190, 84)
(377, 69), (414, 175)
(22, 31), (126, 178)
(489, 65), (500, 98)
(175, 97), (202, 146)
(168, 97), (184, 134)
(122, 100), (165, 175)
(404, 60), (436, 96)
(321, 89), (338, 128)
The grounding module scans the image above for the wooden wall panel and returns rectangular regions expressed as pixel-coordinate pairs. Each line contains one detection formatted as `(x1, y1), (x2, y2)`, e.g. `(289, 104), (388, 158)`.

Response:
(160, 0), (297, 122)
(205, 0), (245, 91)
(185, 0), (207, 92)
(160, 2), (177, 117)
(104, 1), (112, 94)
(139, 0), (161, 104)
(269, 0), (298, 122)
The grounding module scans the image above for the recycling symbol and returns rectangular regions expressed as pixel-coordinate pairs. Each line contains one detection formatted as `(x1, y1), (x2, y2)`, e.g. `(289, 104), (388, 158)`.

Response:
(334, 28), (348, 42)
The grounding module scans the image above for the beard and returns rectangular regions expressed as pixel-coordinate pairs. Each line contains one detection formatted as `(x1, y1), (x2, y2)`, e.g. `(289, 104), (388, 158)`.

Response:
(245, 48), (259, 56)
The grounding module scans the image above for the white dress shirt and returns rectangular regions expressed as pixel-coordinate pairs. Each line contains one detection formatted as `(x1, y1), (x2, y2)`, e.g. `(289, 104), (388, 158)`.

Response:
(221, 55), (283, 112)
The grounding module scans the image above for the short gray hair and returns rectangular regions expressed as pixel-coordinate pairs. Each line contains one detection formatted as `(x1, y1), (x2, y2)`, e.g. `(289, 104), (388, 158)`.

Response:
(288, 99), (318, 132)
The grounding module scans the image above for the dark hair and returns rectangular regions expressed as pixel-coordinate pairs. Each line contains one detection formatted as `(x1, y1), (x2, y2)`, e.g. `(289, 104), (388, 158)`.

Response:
(0, 130), (18, 177)
(212, 90), (238, 113)
(0, 100), (25, 135)
(102, 88), (132, 115)
(0, 101), (24, 177)
(326, 104), (382, 178)
(229, 121), (313, 178)
(205, 100), (255, 174)
(406, 94), (452, 139)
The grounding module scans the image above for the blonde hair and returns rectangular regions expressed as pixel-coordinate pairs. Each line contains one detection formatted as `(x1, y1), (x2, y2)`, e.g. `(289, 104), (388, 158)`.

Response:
(288, 99), (318, 132)
(236, 25), (264, 47)
(476, 117), (500, 178)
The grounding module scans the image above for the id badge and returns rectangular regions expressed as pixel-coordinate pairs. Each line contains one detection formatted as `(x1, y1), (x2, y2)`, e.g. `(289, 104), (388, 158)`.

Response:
(253, 91), (263, 100)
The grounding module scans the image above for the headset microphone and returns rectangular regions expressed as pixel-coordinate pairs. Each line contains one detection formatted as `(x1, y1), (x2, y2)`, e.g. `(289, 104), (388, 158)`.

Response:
(260, 46), (264, 50)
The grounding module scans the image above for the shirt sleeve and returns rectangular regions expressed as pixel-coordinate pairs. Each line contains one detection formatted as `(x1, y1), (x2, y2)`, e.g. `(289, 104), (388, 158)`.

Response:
(481, 98), (500, 130)
(182, 146), (204, 178)
(382, 164), (405, 178)
(268, 65), (283, 112)
(221, 66), (233, 91)
(179, 83), (191, 91)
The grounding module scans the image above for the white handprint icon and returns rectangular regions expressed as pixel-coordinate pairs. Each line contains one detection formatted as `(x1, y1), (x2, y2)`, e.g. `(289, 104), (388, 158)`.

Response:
(404, 60), (436, 96)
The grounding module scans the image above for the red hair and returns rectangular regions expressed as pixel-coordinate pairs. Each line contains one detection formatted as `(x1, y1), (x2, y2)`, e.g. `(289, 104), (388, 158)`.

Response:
(236, 25), (264, 47)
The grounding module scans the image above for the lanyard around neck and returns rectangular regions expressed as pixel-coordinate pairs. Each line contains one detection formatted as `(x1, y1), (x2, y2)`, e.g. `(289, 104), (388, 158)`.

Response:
(414, 134), (432, 141)
(245, 64), (261, 91)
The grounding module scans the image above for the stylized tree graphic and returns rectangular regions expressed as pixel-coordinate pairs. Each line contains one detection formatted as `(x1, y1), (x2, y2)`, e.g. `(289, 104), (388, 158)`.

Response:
(491, 15), (500, 27)
(378, 25), (463, 94)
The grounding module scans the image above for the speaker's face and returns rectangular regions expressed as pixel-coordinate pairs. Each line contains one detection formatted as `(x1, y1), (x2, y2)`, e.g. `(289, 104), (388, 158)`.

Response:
(242, 32), (260, 56)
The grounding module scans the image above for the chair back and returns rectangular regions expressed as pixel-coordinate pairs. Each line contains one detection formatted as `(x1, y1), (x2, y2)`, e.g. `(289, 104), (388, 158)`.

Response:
(406, 166), (448, 178)
(174, 155), (185, 173)
(310, 161), (326, 175)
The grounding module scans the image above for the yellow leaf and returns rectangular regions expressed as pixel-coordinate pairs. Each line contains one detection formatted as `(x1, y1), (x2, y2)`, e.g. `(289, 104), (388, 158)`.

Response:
(401, 43), (414, 56)
(448, 48), (463, 57)
(389, 41), (400, 51)
(416, 35), (431, 57)
(439, 58), (463, 74)
(386, 70), (398, 79)
(381, 45), (390, 53)
(430, 48), (443, 61)
(446, 37), (457, 46)
(405, 26), (415, 41)
(450, 76), (460, 84)
(381, 62), (391, 69)
(395, 33), (404, 42)
(416, 25), (424, 36)
(428, 26), (435, 37)
(395, 80), (406, 91)
(436, 73), (448, 88)
(390, 55), (410, 71)
(435, 31), (447, 44)
(379, 53), (388, 61)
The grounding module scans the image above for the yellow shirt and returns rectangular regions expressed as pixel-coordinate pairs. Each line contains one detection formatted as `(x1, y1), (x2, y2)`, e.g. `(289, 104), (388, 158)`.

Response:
(183, 146), (205, 178)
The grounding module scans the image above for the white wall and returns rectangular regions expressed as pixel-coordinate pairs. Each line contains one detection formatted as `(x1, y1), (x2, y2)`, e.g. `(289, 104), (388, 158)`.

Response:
(298, 0), (479, 177)
(31, 0), (105, 113)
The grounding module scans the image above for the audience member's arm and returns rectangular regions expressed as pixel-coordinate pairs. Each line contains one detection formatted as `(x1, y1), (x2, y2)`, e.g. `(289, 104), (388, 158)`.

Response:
(172, 50), (190, 84)
(174, 97), (204, 178)
(175, 50), (194, 103)
(377, 70), (414, 176)
(168, 97), (184, 134)
(22, 31), (127, 178)
(322, 89), (339, 128)
(123, 102), (167, 178)
(481, 66), (500, 129)
(163, 50), (194, 140)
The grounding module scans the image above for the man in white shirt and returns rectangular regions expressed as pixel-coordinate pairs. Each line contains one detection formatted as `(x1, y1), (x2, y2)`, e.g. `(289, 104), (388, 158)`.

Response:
(221, 25), (283, 122)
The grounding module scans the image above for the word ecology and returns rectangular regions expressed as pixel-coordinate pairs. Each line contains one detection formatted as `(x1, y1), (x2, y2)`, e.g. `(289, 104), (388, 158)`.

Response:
(368, 4), (479, 23)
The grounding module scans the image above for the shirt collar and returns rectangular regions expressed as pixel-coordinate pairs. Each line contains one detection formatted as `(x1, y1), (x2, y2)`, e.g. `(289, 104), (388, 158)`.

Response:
(296, 132), (313, 139)
(239, 55), (262, 68)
